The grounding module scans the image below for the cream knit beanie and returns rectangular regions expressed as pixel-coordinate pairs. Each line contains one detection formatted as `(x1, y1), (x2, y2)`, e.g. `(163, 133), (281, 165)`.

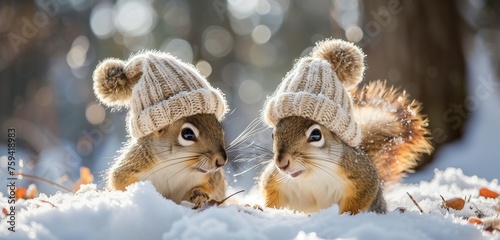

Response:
(92, 50), (228, 139)
(262, 39), (365, 147)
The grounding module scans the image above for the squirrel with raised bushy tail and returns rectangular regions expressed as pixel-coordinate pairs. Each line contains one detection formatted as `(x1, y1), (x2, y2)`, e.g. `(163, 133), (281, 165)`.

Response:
(259, 39), (433, 214)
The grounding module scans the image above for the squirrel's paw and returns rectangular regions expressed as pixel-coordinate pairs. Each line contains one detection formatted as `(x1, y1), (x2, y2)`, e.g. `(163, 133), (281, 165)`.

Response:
(244, 203), (264, 211)
(189, 188), (210, 205)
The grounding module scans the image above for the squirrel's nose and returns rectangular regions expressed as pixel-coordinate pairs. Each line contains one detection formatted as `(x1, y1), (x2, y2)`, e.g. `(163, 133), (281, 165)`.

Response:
(215, 148), (227, 168)
(276, 152), (291, 171)
(215, 158), (225, 168)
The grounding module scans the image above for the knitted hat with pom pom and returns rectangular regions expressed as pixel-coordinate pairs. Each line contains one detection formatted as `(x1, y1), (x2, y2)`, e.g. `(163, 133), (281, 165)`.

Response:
(262, 39), (364, 147)
(92, 51), (228, 139)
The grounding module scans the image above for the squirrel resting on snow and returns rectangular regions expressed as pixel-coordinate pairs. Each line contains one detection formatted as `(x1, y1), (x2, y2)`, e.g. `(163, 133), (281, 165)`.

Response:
(92, 51), (229, 205)
(259, 39), (433, 214)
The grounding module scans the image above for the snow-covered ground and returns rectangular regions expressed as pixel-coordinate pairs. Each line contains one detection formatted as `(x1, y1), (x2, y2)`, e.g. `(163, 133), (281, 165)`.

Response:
(2, 23), (499, 240)
(0, 168), (498, 240)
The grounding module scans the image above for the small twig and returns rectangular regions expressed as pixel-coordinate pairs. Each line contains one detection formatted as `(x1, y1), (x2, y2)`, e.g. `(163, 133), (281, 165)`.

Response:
(39, 199), (57, 208)
(219, 190), (245, 204)
(407, 192), (424, 213)
(192, 190), (245, 210)
(439, 195), (449, 212)
(0, 169), (73, 193)
(471, 202), (485, 218)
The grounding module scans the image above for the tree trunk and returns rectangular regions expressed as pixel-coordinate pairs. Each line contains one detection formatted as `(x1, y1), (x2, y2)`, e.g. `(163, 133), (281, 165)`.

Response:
(360, 0), (468, 169)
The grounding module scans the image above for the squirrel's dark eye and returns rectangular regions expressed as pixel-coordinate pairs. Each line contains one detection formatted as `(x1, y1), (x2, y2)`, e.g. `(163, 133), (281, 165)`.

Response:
(308, 129), (322, 142)
(181, 128), (196, 141)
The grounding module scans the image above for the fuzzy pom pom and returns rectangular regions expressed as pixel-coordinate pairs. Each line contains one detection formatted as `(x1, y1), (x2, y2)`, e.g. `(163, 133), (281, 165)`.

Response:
(92, 58), (140, 107)
(310, 39), (365, 89)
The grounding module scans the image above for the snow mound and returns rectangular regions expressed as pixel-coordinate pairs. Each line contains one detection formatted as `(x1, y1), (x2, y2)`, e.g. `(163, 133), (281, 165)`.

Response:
(1, 168), (499, 240)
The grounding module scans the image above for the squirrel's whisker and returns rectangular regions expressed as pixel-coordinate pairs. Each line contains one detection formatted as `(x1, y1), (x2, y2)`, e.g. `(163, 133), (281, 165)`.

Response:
(141, 157), (199, 180)
(160, 160), (199, 186)
(227, 118), (268, 151)
(233, 160), (271, 177)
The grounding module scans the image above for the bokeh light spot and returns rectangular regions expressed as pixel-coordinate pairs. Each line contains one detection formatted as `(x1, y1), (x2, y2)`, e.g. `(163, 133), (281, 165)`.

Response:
(160, 38), (193, 63)
(90, 3), (115, 38)
(67, 35), (89, 69)
(346, 25), (363, 43)
(196, 60), (212, 77)
(228, 0), (258, 19)
(256, 0), (271, 15)
(67, 46), (86, 69)
(252, 25), (272, 44)
(203, 26), (234, 58)
(86, 102), (106, 125)
(238, 79), (263, 104)
(115, 1), (156, 37)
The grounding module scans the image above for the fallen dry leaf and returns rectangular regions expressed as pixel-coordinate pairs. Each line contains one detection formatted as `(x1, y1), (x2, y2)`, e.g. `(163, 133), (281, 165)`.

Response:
(478, 216), (500, 233)
(479, 187), (499, 199)
(73, 180), (84, 192)
(484, 226), (500, 233)
(15, 187), (26, 200)
(80, 167), (94, 183)
(468, 217), (483, 225)
(26, 184), (38, 199)
(73, 167), (95, 192)
(443, 198), (465, 210)
(2, 208), (7, 216)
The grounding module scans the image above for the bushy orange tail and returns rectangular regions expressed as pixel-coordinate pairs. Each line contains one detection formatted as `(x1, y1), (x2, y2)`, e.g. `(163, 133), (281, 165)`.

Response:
(350, 80), (433, 185)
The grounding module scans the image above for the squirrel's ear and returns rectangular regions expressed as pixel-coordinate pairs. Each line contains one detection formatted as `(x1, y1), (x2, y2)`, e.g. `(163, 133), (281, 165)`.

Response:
(311, 39), (365, 90)
(92, 57), (142, 107)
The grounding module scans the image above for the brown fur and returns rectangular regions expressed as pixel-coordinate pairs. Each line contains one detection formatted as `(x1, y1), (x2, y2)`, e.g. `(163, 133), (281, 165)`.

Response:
(260, 116), (386, 214)
(338, 145), (385, 214)
(260, 164), (283, 208)
(107, 114), (227, 204)
(107, 137), (156, 191)
(350, 80), (433, 184)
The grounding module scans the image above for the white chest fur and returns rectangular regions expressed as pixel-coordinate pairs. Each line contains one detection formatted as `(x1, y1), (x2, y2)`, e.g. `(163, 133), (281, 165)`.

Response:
(138, 160), (205, 203)
(279, 165), (346, 213)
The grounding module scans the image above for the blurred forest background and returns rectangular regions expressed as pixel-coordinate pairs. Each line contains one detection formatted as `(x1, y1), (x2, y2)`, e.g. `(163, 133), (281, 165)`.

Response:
(0, 0), (499, 194)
